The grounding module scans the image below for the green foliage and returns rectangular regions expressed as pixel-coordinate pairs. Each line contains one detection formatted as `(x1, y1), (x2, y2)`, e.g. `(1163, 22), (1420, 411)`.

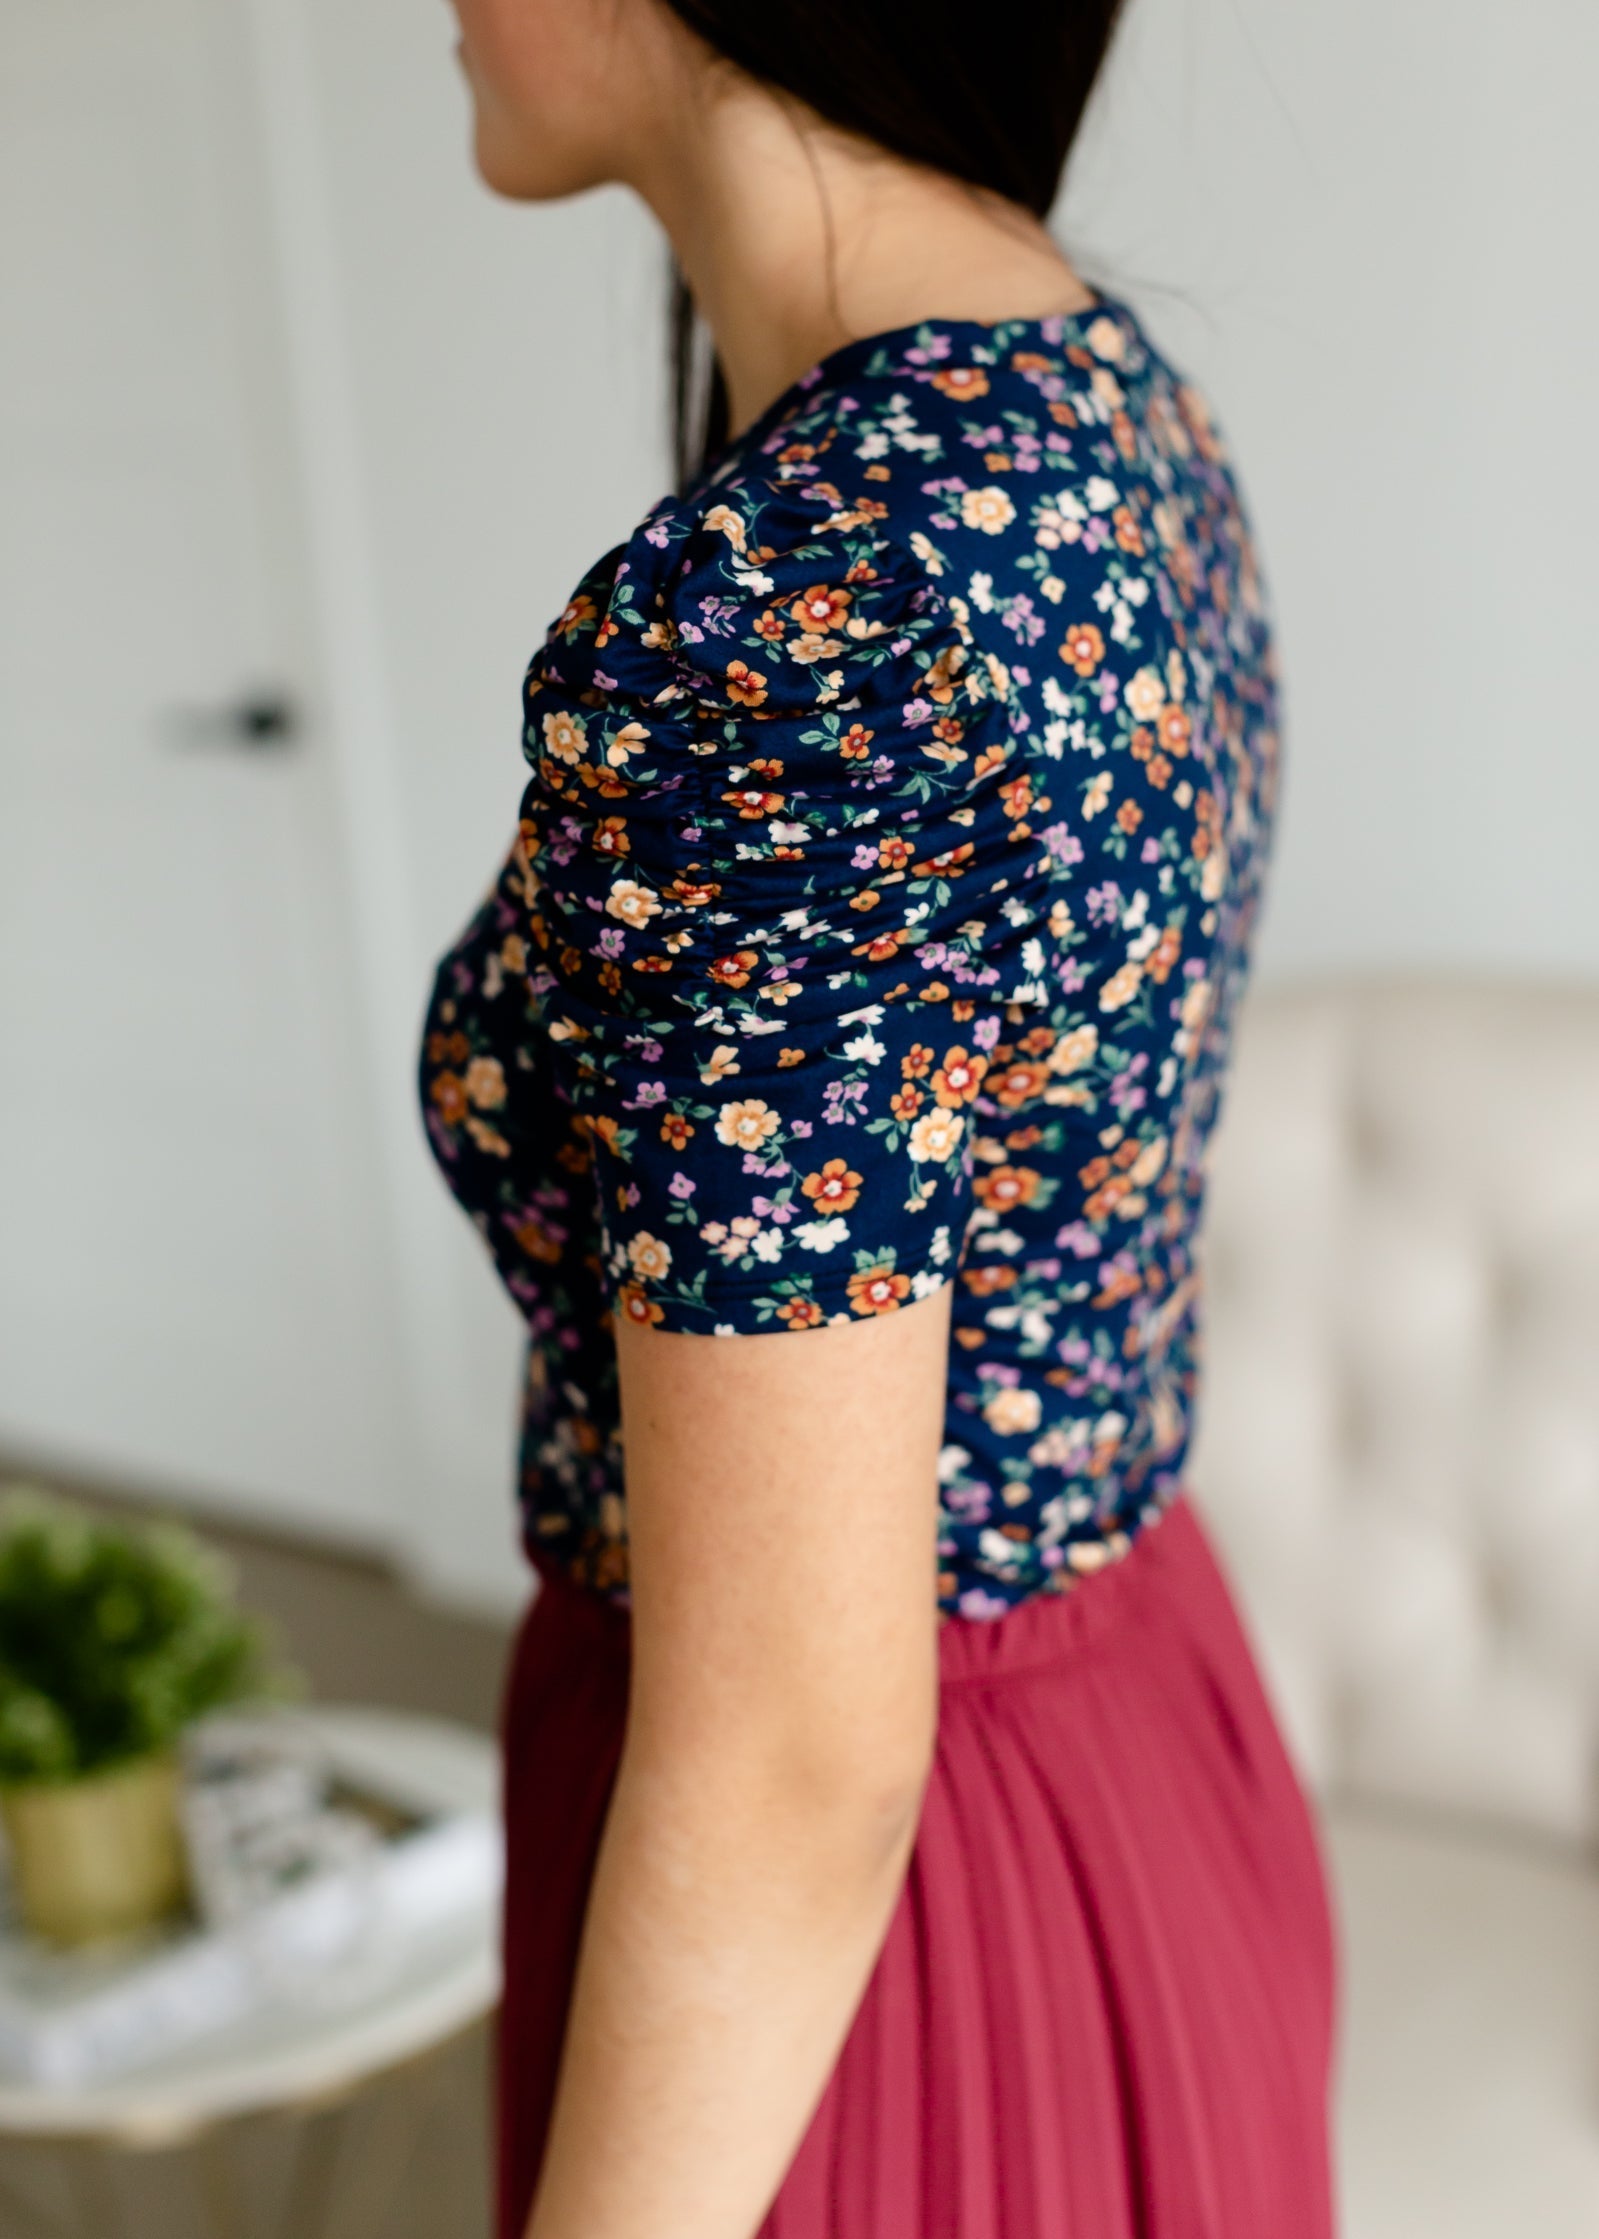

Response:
(0, 1487), (295, 1788)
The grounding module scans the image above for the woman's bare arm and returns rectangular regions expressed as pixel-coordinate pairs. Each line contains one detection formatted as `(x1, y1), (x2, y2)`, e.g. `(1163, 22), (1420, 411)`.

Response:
(521, 1284), (950, 2239)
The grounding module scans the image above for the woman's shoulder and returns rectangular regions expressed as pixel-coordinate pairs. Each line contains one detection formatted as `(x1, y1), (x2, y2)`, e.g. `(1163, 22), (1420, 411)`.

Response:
(521, 428), (1014, 831)
(527, 289), (1238, 721)
(515, 287), (1270, 886)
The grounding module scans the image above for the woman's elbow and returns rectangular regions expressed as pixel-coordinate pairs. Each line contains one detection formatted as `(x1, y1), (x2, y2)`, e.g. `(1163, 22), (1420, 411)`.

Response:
(640, 1707), (936, 1891)
(778, 1711), (937, 1882)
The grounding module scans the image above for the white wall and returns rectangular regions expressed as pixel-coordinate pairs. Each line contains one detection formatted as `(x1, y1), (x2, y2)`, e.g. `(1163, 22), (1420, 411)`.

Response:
(277, 0), (1596, 1606)
(1062, 0), (1599, 980)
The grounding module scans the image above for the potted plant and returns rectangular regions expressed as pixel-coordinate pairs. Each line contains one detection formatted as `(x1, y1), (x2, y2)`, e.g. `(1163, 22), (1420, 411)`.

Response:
(0, 1486), (288, 1947)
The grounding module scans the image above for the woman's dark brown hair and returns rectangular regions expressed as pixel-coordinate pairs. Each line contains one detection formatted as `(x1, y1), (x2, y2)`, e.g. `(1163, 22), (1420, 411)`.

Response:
(661, 0), (1130, 488)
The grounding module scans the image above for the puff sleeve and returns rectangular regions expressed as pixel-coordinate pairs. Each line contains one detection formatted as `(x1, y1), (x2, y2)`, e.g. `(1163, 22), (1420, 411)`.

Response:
(514, 467), (1061, 1335)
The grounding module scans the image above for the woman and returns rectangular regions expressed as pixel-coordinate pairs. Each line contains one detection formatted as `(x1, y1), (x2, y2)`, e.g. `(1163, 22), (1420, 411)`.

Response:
(420, 3), (1341, 2234)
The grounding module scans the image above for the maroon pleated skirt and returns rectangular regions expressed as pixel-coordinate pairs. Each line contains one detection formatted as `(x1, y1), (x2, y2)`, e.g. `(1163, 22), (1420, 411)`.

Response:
(495, 1486), (1341, 2238)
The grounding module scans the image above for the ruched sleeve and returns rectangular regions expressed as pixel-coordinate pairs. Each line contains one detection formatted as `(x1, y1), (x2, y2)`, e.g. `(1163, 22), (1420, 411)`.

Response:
(512, 464), (1063, 1335)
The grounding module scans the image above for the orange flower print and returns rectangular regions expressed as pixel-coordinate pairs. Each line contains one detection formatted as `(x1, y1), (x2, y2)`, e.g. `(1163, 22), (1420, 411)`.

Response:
(801, 1158), (863, 1214)
(553, 592), (596, 639)
(908, 1108), (963, 1163)
(789, 584), (853, 632)
(890, 1085), (923, 1121)
(932, 1047), (987, 1107)
(878, 836), (913, 870)
(776, 1297), (826, 1329)
(998, 775), (1034, 820)
(839, 723), (875, 760)
(542, 708), (587, 763)
(592, 816), (629, 856)
(960, 485), (1017, 535)
(983, 1386), (1042, 1437)
(604, 879), (661, 928)
(902, 1045), (934, 1080)
(708, 949), (759, 988)
(974, 1165), (1041, 1213)
(753, 608), (786, 642)
(714, 1098), (780, 1152)
(1083, 1172), (1132, 1222)
(429, 1071), (467, 1126)
(852, 928), (910, 962)
(699, 1045), (740, 1086)
(617, 1284), (664, 1329)
(1093, 1264), (1142, 1309)
(464, 1056), (506, 1110)
(922, 645), (965, 703)
(1123, 665), (1167, 721)
(704, 502), (751, 549)
(1158, 705), (1192, 756)
(668, 869), (721, 907)
(659, 1112), (694, 1148)
(725, 660), (768, 707)
(604, 720), (651, 768)
(1146, 925), (1183, 984)
(931, 366), (990, 401)
(626, 1232), (672, 1284)
(989, 1061), (1049, 1109)
(848, 1265), (912, 1315)
(511, 1213), (562, 1265)
(911, 842), (975, 878)
(723, 787), (784, 819)
(1099, 960), (1143, 1012)
(1060, 622), (1105, 677)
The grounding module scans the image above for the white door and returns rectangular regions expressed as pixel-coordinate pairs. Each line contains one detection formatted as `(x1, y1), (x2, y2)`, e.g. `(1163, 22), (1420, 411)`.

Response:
(0, 0), (406, 1541)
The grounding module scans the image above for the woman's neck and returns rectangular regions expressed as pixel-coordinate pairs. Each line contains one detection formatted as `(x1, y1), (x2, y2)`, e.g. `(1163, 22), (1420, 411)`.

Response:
(627, 81), (1097, 443)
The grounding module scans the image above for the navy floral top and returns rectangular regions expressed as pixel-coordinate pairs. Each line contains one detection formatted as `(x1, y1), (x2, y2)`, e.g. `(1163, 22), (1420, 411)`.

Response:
(419, 292), (1281, 1621)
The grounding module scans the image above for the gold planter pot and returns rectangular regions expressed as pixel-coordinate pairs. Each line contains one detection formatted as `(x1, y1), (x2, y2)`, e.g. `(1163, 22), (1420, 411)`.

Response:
(0, 1750), (190, 1946)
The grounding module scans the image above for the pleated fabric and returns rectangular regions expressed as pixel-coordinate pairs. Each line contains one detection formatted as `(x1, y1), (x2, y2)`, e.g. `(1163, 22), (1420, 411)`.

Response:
(495, 1487), (1341, 2239)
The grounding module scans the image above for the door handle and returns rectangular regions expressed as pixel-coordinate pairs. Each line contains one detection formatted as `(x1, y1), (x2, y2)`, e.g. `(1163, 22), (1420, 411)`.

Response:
(166, 692), (301, 750)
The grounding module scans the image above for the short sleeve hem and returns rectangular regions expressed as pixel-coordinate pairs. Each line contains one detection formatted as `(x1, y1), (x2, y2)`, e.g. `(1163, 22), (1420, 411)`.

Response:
(609, 1238), (962, 1338)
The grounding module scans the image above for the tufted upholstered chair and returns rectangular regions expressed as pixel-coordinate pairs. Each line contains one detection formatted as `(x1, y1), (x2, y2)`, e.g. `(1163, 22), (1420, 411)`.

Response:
(1189, 978), (1599, 2238)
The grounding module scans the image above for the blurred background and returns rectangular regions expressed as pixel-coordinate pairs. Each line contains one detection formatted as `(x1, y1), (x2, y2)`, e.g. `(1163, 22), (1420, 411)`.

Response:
(1, 0), (1595, 2234)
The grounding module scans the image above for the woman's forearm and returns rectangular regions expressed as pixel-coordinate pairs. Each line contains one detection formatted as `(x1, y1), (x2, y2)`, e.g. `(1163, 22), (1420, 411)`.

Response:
(522, 1728), (928, 2239)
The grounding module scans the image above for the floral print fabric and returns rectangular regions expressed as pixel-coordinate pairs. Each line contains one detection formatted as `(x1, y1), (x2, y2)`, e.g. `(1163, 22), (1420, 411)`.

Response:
(420, 293), (1281, 1619)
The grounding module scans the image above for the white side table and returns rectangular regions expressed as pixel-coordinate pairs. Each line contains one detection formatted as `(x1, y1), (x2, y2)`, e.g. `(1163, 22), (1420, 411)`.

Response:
(0, 1708), (502, 2239)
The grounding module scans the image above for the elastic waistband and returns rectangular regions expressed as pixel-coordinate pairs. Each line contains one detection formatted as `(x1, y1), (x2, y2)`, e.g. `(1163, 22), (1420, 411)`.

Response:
(935, 1488), (1195, 1690)
(521, 1487), (1194, 1691)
